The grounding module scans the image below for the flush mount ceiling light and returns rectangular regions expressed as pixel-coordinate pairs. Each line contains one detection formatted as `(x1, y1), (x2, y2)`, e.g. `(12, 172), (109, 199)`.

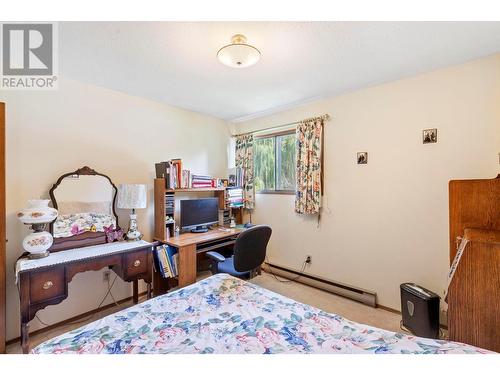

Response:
(217, 34), (261, 68)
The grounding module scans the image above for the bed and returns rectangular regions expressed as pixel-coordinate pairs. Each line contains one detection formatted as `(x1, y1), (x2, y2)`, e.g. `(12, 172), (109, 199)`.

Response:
(32, 274), (491, 354)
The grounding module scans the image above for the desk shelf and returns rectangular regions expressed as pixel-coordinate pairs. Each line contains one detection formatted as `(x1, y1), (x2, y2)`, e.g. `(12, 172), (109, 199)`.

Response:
(165, 187), (226, 192)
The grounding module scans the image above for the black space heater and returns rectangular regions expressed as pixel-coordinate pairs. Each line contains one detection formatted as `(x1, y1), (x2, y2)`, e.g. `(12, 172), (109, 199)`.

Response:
(400, 283), (440, 339)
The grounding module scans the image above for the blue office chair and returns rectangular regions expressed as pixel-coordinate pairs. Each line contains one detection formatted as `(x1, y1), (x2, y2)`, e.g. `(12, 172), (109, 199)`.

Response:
(206, 225), (272, 279)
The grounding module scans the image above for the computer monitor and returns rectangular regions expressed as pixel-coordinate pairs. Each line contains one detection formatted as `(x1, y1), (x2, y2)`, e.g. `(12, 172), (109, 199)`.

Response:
(180, 198), (219, 233)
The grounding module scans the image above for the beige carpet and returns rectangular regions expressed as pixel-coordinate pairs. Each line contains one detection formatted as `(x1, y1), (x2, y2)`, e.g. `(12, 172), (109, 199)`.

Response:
(252, 271), (402, 332)
(6, 271), (402, 354)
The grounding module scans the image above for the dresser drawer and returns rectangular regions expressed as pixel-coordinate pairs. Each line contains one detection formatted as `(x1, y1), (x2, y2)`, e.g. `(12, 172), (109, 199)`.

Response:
(30, 268), (66, 304)
(124, 249), (150, 278)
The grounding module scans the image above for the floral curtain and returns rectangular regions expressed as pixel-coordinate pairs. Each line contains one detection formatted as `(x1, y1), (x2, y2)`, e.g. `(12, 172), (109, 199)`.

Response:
(235, 134), (255, 209)
(295, 118), (323, 214)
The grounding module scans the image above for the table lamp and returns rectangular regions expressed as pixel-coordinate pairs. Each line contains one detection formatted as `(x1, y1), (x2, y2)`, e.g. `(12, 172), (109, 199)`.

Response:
(17, 199), (58, 258)
(117, 184), (147, 241)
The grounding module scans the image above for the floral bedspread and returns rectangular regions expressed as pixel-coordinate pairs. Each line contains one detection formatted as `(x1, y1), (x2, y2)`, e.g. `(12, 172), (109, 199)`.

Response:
(32, 274), (491, 354)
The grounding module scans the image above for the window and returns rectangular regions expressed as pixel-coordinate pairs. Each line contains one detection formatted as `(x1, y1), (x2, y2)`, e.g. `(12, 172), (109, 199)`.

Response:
(254, 131), (296, 194)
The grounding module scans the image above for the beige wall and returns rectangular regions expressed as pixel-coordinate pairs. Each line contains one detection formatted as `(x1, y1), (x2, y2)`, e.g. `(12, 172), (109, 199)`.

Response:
(233, 54), (500, 312)
(1, 78), (230, 341)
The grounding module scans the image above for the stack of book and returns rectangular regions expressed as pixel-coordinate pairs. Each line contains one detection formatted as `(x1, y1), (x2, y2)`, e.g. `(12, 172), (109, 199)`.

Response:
(227, 187), (244, 208)
(191, 174), (213, 188)
(165, 193), (175, 224)
(153, 244), (178, 278)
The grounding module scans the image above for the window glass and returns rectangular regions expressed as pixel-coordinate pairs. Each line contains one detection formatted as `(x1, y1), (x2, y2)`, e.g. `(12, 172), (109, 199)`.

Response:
(253, 132), (296, 193)
(254, 137), (275, 191)
(276, 133), (296, 191)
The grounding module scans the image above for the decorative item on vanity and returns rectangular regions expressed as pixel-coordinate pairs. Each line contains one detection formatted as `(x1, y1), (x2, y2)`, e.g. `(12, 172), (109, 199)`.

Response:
(117, 184), (147, 241)
(17, 199), (58, 258)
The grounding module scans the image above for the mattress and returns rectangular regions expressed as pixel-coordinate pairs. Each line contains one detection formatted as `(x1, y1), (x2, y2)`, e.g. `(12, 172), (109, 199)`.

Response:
(32, 273), (491, 354)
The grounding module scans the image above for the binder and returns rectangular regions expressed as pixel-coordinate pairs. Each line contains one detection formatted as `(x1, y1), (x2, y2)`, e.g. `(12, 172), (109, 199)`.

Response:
(153, 246), (166, 278)
(153, 245), (179, 278)
(165, 245), (178, 276)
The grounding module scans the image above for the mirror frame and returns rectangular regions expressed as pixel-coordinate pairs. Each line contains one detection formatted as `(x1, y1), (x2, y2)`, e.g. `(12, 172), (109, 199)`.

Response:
(49, 166), (120, 252)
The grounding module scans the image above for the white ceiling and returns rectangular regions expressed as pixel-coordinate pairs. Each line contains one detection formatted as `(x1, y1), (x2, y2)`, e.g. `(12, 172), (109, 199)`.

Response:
(60, 22), (500, 121)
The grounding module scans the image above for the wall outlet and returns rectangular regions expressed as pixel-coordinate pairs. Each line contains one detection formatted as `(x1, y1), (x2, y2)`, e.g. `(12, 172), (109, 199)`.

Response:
(103, 270), (111, 283)
(305, 255), (312, 264)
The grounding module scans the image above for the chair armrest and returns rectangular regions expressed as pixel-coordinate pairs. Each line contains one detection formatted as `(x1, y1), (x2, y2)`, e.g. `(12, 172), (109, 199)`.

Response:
(206, 251), (225, 262)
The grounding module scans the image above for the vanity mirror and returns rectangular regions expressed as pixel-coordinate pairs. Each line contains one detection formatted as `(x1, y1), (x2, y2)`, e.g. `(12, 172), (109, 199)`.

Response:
(49, 166), (122, 252)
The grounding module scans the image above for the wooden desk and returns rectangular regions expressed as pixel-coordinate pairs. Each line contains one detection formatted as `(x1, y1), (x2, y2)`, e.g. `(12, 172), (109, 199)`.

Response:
(16, 241), (155, 353)
(157, 228), (243, 288)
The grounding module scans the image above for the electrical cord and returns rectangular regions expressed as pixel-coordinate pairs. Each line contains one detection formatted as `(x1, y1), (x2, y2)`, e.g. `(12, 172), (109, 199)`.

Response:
(399, 320), (411, 334)
(264, 259), (308, 283)
(68, 274), (120, 324)
(439, 328), (447, 340)
(399, 320), (447, 340)
(107, 275), (120, 306)
(35, 315), (50, 327)
(34, 274), (120, 327)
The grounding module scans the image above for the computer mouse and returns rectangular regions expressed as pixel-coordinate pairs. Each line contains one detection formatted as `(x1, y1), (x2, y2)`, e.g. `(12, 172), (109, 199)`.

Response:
(243, 222), (254, 228)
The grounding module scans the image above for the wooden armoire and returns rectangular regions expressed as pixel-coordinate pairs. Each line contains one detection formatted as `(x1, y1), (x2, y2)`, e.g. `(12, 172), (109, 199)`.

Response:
(447, 175), (500, 352)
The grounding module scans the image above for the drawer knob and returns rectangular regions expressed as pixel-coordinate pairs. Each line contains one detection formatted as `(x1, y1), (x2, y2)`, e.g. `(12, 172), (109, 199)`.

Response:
(43, 281), (53, 290)
(133, 259), (141, 267)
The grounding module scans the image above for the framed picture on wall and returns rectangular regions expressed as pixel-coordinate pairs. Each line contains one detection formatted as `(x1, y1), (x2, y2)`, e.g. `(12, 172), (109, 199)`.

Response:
(423, 128), (437, 144)
(357, 152), (368, 164)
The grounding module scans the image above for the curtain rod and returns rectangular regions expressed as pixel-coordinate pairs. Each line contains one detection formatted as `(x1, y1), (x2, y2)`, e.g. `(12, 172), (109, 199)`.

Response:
(231, 114), (330, 138)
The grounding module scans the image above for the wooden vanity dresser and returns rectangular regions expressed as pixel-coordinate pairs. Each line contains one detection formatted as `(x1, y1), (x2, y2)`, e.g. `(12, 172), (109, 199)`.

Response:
(16, 167), (154, 353)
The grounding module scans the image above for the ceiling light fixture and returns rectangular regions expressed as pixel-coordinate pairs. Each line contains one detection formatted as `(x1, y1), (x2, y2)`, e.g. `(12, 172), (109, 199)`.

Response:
(217, 34), (261, 68)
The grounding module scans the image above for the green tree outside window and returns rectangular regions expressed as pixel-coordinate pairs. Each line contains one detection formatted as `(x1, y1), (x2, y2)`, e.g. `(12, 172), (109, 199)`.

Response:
(254, 132), (296, 193)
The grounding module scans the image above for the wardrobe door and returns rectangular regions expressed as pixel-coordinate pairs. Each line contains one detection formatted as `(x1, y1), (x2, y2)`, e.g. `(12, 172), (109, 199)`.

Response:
(0, 102), (5, 353)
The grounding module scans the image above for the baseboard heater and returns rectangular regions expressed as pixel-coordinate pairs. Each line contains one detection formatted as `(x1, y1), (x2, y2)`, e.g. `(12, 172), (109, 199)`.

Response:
(263, 262), (377, 307)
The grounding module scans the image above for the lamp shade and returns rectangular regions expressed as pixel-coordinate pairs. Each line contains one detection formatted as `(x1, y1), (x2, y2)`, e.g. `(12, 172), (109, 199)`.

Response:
(217, 34), (260, 68)
(17, 199), (58, 225)
(117, 184), (147, 209)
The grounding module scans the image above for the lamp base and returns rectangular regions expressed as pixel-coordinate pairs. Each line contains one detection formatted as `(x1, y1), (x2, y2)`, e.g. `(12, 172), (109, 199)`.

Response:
(28, 250), (50, 259)
(22, 229), (53, 259)
(125, 212), (143, 241)
(125, 231), (143, 241)
(125, 236), (143, 242)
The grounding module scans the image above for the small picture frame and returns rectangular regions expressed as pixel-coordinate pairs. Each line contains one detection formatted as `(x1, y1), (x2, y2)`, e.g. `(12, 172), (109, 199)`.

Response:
(357, 152), (368, 164)
(423, 128), (437, 144)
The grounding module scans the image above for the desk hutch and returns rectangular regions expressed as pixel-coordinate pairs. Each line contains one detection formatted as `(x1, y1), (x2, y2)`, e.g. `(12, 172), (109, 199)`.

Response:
(153, 178), (243, 295)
